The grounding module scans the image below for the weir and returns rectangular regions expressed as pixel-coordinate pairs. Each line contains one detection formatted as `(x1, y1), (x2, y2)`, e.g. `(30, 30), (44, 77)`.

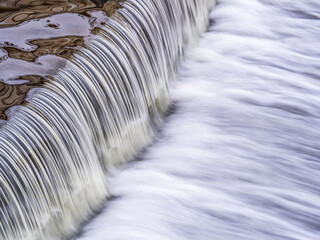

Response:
(0, 0), (215, 239)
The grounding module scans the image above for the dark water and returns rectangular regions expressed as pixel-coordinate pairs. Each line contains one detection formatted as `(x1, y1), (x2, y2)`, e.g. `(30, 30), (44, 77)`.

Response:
(75, 0), (320, 239)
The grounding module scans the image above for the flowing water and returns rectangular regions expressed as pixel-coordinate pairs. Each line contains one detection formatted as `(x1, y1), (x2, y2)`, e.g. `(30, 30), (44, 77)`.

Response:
(0, 0), (123, 122)
(0, 0), (213, 239)
(74, 0), (320, 239)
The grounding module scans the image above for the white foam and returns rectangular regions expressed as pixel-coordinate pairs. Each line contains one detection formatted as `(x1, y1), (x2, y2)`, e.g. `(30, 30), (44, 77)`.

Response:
(76, 1), (320, 239)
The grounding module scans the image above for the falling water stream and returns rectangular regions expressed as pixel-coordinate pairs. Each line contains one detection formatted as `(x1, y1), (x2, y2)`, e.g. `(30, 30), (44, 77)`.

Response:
(1, 0), (320, 239)
(74, 0), (320, 240)
(0, 0), (214, 239)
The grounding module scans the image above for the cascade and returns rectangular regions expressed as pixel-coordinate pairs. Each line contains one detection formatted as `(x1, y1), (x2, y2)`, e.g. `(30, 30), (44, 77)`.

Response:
(0, 0), (215, 239)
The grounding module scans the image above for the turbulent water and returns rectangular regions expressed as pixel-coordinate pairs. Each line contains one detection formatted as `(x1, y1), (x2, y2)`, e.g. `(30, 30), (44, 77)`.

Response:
(75, 1), (320, 240)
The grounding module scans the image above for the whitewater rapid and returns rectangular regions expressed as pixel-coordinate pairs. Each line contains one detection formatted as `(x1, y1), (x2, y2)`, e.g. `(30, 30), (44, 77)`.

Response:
(75, 0), (320, 239)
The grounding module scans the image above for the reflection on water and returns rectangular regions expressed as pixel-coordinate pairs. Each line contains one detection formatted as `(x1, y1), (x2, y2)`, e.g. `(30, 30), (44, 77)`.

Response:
(0, 0), (122, 27)
(4, 35), (85, 62)
(0, 0), (123, 121)
(0, 75), (48, 120)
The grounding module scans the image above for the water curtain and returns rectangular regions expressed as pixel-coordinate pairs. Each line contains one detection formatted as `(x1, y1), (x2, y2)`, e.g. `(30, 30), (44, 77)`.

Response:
(0, 0), (215, 239)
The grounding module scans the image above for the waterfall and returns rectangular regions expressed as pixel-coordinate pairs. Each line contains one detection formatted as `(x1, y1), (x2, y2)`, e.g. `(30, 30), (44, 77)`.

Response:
(0, 0), (215, 239)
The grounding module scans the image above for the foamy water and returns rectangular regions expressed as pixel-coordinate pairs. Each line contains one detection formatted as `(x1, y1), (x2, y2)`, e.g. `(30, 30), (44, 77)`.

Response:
(75, 0), (320, 239)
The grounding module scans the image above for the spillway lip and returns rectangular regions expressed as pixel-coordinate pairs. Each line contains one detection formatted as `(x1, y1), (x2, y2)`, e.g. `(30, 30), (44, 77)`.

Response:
(0, 0), (125, 127)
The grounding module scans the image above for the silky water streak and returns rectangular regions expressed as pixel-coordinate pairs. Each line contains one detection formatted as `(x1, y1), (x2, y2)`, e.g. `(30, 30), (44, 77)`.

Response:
(0, 0), (215, 239)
